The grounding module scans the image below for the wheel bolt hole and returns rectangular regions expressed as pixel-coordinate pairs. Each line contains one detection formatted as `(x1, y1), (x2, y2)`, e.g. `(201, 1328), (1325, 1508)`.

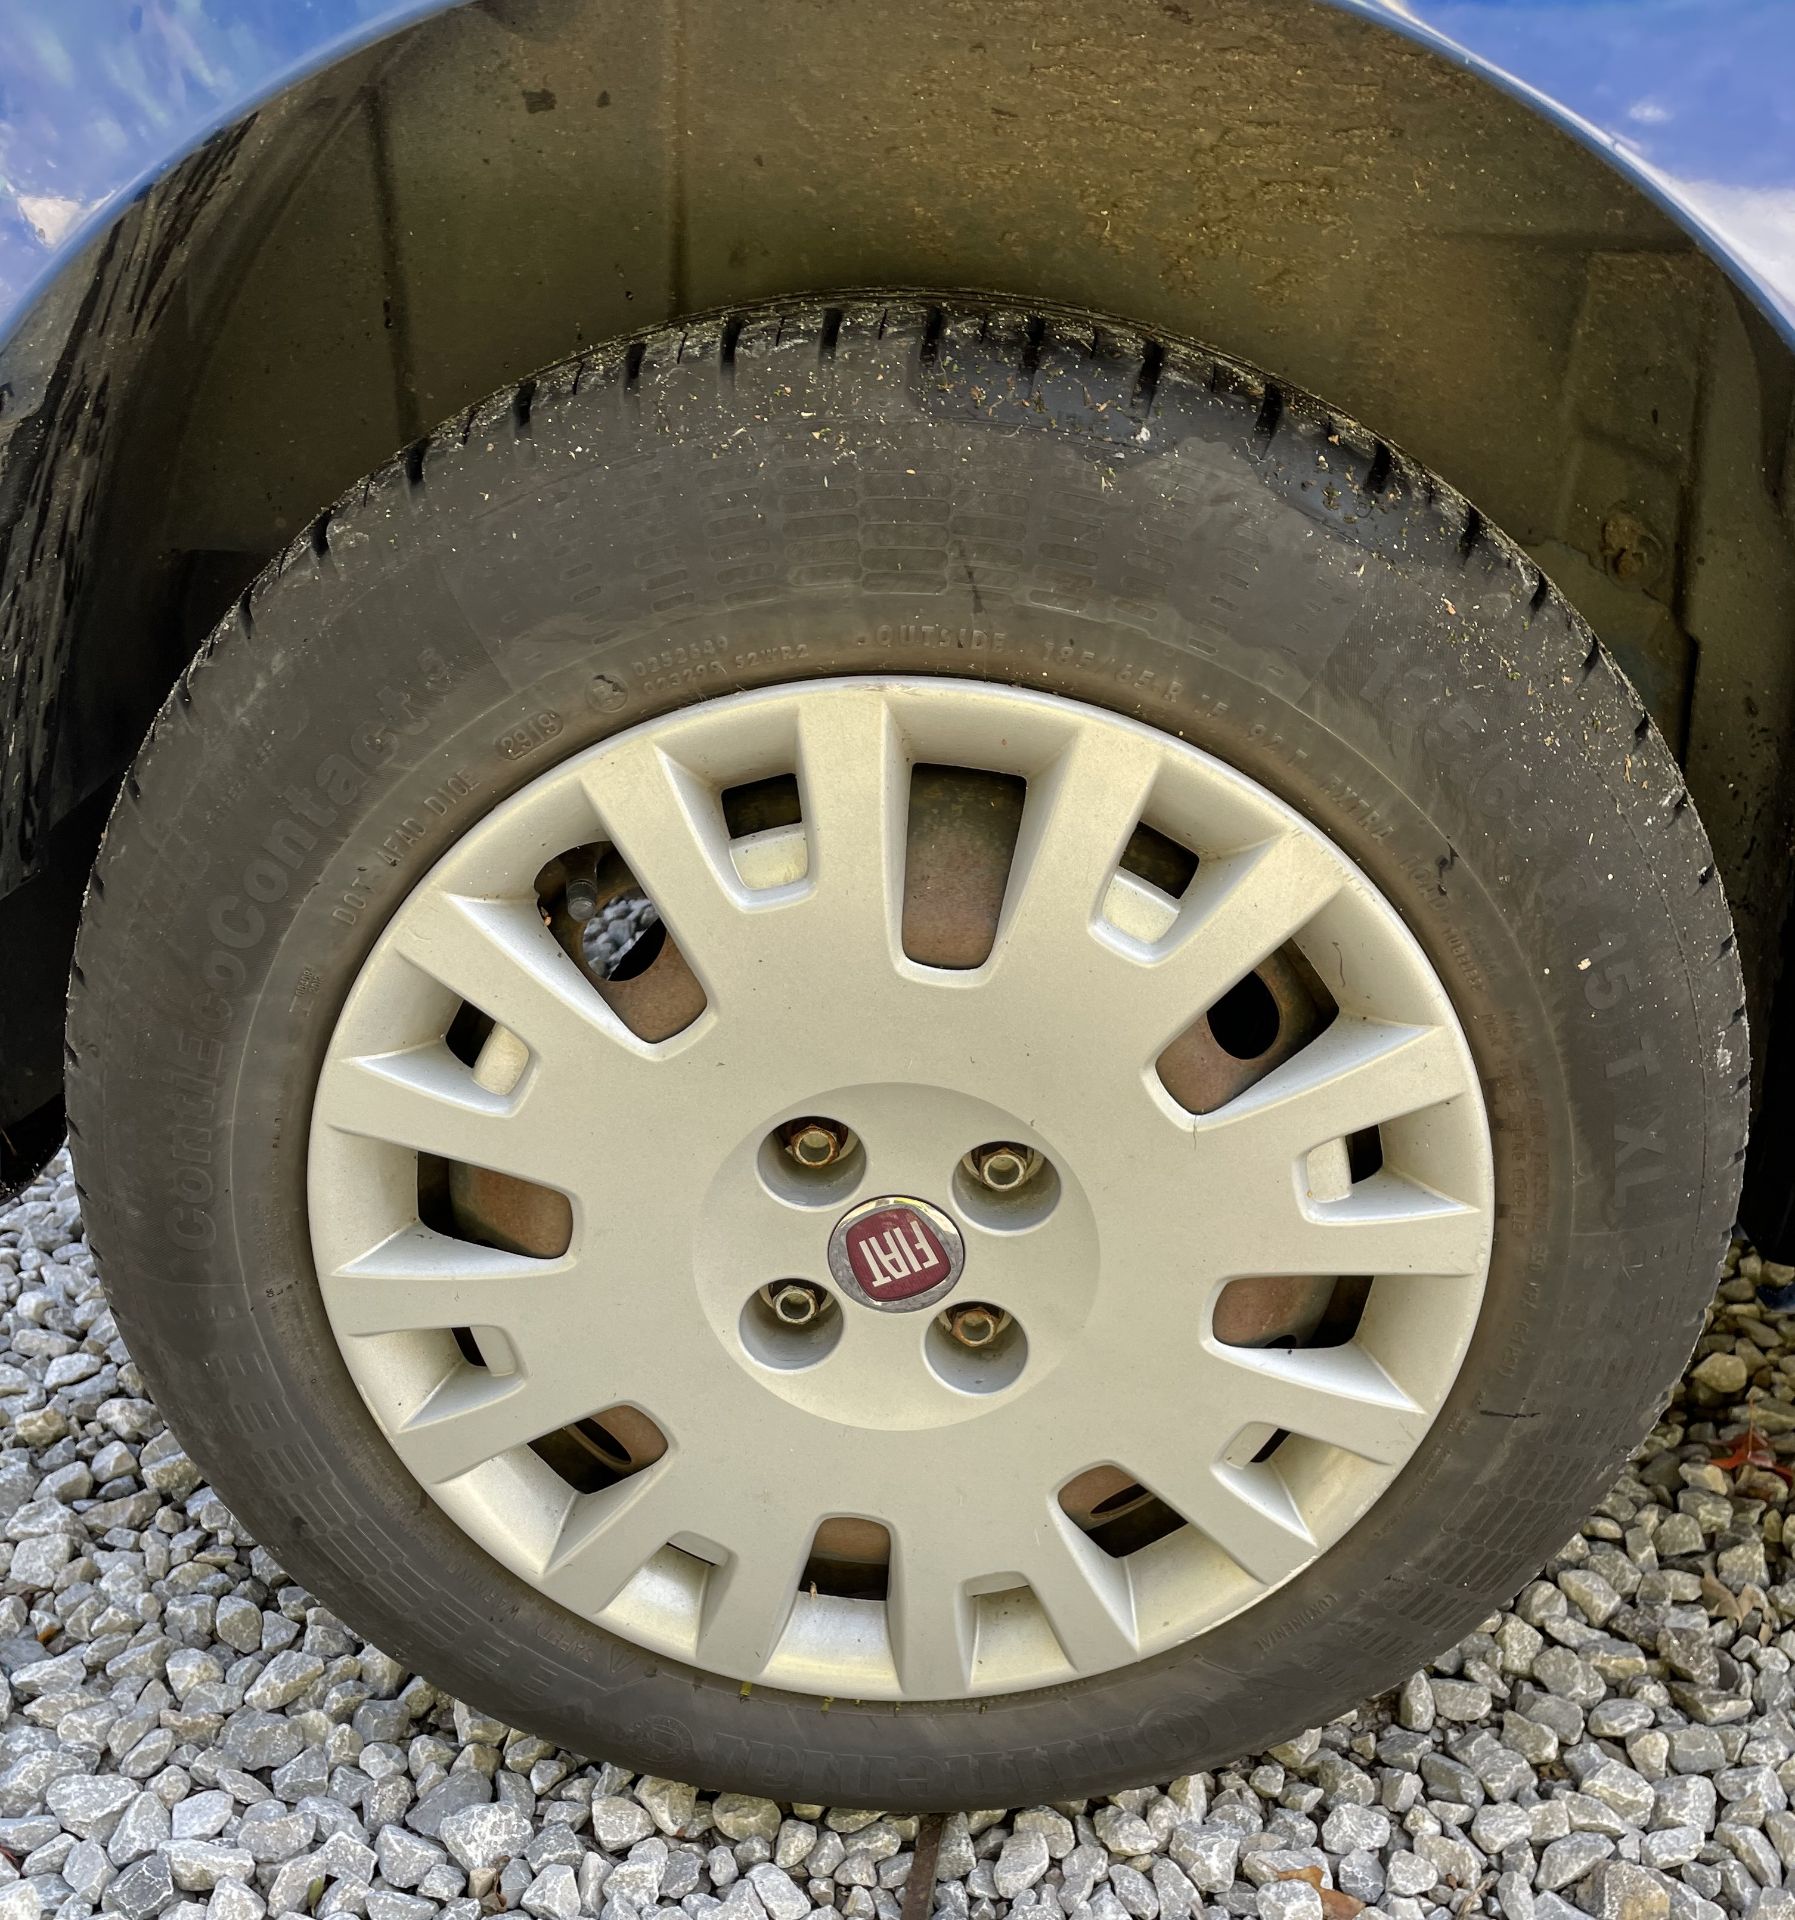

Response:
(769, 1281), (828, 1327)
(942, 1302), (1008, 1350)
(951, 1147), (1062, 1234)
(964, 1141), (1043, 1193)
(785, 1117), (851, 1168)
(926, 1304), (1027, 1393)
(759, 1118), (864, 1207)
(742, 1282), (841, 1370)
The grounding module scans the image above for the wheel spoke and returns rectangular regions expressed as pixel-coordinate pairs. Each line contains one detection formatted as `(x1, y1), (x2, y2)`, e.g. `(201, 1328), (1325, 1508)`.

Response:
(885, 1522), (978, 1699)
(1137, 1454), (1316, 1587)
(1023, 1513), (1140, 1675)
(537, 1456), (697, 1617)
(1204, 1341), (1427, 1466)
(389, 889), (626, 1066)
(316, 1044), (566, 1188)
(1181, 1017), (1486, 1278)
(990, 725), (1163, 974)
(692, 1524), (817, 1680)
(1115, 830), (1346, 1057)
(364, 1234), (665, 1486)
(1199, 1018), (1469, 1159)
(794, 691), (905, 962)
(1252, 1179), (1488, 1278)
(389, 1353), (634, 1485)
(580, 736), (767, 991)
(322, 1225), (577, 1339)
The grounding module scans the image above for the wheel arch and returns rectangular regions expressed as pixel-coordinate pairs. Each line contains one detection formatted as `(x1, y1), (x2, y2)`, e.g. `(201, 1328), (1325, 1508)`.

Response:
(4, 0), (1795, 1216)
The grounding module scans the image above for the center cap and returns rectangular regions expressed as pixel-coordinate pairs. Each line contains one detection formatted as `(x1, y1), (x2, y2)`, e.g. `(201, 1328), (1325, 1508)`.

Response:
(828, 1196), (966, 1312)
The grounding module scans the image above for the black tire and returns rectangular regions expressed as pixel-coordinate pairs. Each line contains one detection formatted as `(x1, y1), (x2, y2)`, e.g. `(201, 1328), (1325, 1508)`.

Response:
(68, 297), (1745, 1808)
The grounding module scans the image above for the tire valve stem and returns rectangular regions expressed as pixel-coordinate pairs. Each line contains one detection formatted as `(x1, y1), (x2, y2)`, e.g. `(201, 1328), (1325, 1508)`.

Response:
(783, 1119), (848, 1169)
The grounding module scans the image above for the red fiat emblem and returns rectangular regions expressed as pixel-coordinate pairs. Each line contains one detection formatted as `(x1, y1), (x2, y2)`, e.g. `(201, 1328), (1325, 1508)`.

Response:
(844, 1206), (948, 1297)
(827, 1197), (967, 1311)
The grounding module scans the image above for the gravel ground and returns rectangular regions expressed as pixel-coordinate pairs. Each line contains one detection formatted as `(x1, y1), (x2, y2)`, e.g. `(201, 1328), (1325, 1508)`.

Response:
(7, 1157), (1795, 1920)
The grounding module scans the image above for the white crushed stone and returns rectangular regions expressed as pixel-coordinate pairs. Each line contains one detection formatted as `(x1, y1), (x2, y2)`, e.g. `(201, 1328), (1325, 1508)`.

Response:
(6, 1150), (1795, 1920)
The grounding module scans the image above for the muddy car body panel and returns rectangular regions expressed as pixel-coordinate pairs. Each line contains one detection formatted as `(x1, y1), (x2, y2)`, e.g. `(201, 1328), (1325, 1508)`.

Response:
(4, 2), (1792, 336)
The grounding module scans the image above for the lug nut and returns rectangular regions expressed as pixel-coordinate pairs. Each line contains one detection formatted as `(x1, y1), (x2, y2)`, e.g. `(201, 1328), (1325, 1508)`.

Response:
(783, 1118), (848, 1169)
(968, 1142), (1035, 1192)
(768, 1281), (829, 1327)
(944, 1303), (1007, 1350)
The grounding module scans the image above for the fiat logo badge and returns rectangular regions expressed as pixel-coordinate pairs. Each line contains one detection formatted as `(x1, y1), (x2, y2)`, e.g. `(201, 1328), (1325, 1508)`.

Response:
(828, 1197), (966, 1312)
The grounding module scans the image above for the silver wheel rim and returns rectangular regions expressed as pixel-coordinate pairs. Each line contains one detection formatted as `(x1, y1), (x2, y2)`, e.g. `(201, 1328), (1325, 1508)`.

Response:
(308, 677), (1494, 1701)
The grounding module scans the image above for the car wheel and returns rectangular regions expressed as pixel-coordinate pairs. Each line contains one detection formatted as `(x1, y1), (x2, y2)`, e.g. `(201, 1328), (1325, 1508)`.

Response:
(67, 297), (1746, 1807)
